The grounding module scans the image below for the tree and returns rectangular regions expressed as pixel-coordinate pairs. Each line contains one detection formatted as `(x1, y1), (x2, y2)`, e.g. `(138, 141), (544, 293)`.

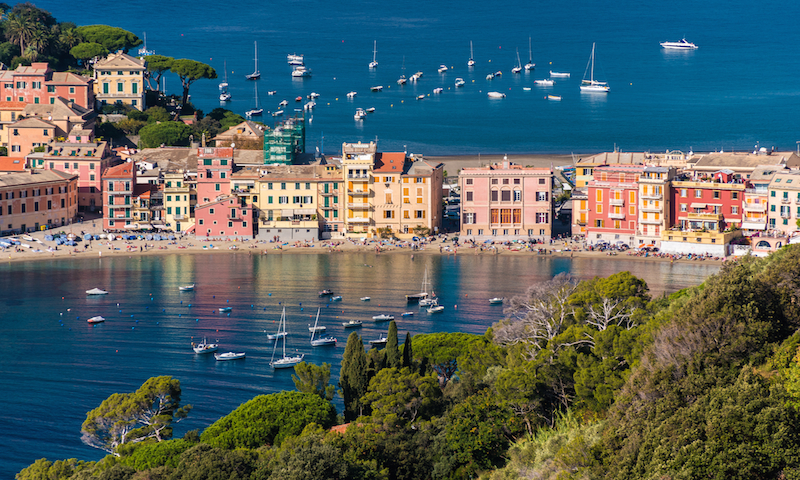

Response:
(412, 332), (484, 387)
(115, 118), (147, 135)
(292, 362), (335, 401)
(138, 121), (193, 148)
(80, 376), (191, 455)
(339, 331), (369, 421)
(144, 106), (170, 123)
(75, 25), (141, 53)
(362, 368), (443, 428)
(69, 42), (107, 65)
(0, 42), (18, 66)
(169, 58), (216, 108)
(144, 55), (174, 91)
(58, 27), (81, 50)
(385, 321), (401, 368)
(4, 12), (35, 55)
(402, 331), (414, 369)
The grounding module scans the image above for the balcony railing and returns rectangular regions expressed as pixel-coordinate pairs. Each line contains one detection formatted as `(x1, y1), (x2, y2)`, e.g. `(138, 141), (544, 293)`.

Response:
(781, 198), (791, 204)
(320, 190), (339, 196)
(348, 203), (370, 209)
(640, 218), (662, 224)
(608, 212), (626, 219)
(743, 202), (767, 212)
(781, 212), (792, 219)
(173, 214), (186, 221)
(640, 206), (661, 212)
(347, 217), (371, 223)
(347, 174), (370, 179)
(641, 192), (663, 200)
(348, 189), (369, 195)
(609, 198), (624, 205)
(320, 205), (337, 210)
(742, 215), (765, 223)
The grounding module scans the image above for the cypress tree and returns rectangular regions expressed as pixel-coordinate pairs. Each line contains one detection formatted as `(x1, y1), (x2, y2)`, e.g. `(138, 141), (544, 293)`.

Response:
(402, 331), (414, 369)
(339, 331), (368, 421)
(386, 321), (401, 368)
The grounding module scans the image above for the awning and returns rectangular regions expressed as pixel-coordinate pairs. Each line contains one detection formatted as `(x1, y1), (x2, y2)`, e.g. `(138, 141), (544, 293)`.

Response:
(294, 208), (316, 215)
(138, 224), (154, 230)
(690, 203), (707, 208)
(124, 224), (137, 229)
(154, 224), (170, 229)
(741, 222), (766, 230)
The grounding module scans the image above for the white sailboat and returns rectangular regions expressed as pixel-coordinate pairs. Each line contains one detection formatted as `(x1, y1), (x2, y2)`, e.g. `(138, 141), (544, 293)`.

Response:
(512, 48), (522, 74)
(270, 307), (304, 369)
(219, 60), (231, 102)
(580, 43), (609, 93)
(525, 37), (535, 70)
(468, 41), (475, 67)
(406, 266), (431, 302)
(369, 40), (378, 68)
(138, 32), (155, 56)
(245, 82), (262, 117)
(397, 56), (407, 85)
(419, 268), (438, 307)
(310, 308), (336, 346)
(246, 41), (260, 80)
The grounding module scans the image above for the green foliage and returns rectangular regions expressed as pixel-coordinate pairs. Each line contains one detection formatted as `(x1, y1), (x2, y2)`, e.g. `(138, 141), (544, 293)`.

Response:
(69, 42), (107, 63)
(385, 321), (400, 368)
(200, 391), (336, 449)
(0, 41), (19, 66)
(268, 430), (360, 480)
(401, 331), (414, 369)
(115, 118), (146, 135)
(168, 58), (216, 108)
(169, 443), (258, 480)
(292, 362), (335, 401)
(138, 121), (193, 148)
(95, 120), (121, 140)
(117, 438), (194, 470)
(74, 25), (140, 52)
(363, 367), (443, 428)
(340, 332), (369, 421)
(143, 106), (170, 123)
(412, 332), (484, 387)
(15, 458), (94, 480)
(144, 55), (174, 91)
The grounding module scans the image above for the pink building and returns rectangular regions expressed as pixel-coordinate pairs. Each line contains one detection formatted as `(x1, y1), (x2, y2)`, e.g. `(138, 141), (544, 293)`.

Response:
(585, 165), (644, 246)
(0, 62), (94, 109)
(8, 117), (56, 155)
(194, 147), (254, 239)
(102, 162), (136, 230)
(458, 159), (553, 242)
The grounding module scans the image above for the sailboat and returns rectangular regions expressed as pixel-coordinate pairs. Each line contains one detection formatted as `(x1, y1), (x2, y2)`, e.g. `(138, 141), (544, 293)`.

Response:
(138, 32), (155, 56)
(406, 266), (431, 302)
(468, 41), (475, 67)
(245, 82), (262, 117)
(512, 48), (522, 74)
(580, 43), (609, 93)
(525, 37), (535, 70)
(310, 308), (336, 346)
(397, 56), (407, 85)
(219, 60), (231, 102)
(270, 307), (304, 369)
(369, 40), (378, 68)
(246, 41), (260, 80)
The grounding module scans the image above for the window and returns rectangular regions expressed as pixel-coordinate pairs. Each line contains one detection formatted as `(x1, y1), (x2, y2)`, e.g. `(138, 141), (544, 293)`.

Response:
(132, 83), (138, 94)
(731, 191), (739, 200)
(305, 183), (311, 189)
(595, 219), (604, 227)
(465, 178), (473, 185)
(463, 212), (475, 224)
(466, 191), (473, 202)
(501, 190), (511, 201)
(514, 178), (521, 185)
(215, 184), (220, 191)
(47, 85), (55, 93)
(281, 183), (286, 190)
(384, 210), (395, 219)
(491, 179), (498, 185)
(596, 190), (602, 202)
(117, 82), (123, 92)
(514, 190), (521, 201)
(69, 87), (75, 94)
(537, 191), (548, 202)
(279, 196), (288, 204)
(713, 191), (720, 199)
(536, 212), (549, 223)
(103, 83), (109, 94)
(503, 178), (509, 185)
(680, 203), (687, 212)
(415, 210), (425, 219)
(491, 190), (498, 201)
(295, 183), (300, 190)
(539, 178), (546, 185)
(731, 206), (739, 214)
(771, 191), (776, 197)
(695, 189), (703, 198)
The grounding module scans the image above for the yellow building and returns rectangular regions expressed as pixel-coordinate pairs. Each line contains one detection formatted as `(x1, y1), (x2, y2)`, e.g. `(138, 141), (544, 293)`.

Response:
(163, 170), (196, 232)
(93, 52), (147, 111)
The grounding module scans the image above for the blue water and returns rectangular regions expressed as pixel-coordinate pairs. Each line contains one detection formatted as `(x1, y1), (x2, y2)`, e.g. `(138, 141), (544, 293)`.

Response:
(0, 252), (719, 476)
(37, 0), (800, 155)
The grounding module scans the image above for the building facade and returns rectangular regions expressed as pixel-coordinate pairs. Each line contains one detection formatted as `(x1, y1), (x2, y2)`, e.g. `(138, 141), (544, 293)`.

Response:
(92, 52), (147, 110)
(101, 162), (135, 230)
(584, 165), (644, 246)
(194, 147), (254, 239)
(0, 170), (78, 235)
(459, 159), (553, 242)
(0, 62), (94, 110)
(635, 166), (676, 248)
(766, 170), (800, 235)
(163, 170), (195, 233)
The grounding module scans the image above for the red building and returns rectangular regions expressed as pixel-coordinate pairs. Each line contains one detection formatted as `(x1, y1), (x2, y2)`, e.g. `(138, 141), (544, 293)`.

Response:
(669, 176), (745, 232)
(585, 165), (644, 246)
(194, 147), (254, 239)
(0, 62), (94, 109)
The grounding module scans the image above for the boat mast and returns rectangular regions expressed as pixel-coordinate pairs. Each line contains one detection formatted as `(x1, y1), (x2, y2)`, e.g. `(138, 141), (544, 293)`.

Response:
(590, 43), (595, 82)
(373, 40), (377, 63)
(528, 37), (532, 63)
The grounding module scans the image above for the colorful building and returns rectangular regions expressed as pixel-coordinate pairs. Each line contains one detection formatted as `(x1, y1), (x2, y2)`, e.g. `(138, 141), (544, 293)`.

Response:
(341, 141), (377, 236)
(635, 166), (676, 248)
(92, 52), (147, 110)
(101, 162), (135, 230)
(194, 147), (254, 239)
(163, 170), (195, 233)
(585, 165), (644, 246)
(0, 62), (94, 109)
(741, 166), (780, 233)
(766, 170), (800, 235)
(0, 169), (78, 235)
(669, 174), (745, 233)
(459, 158), (553, 242)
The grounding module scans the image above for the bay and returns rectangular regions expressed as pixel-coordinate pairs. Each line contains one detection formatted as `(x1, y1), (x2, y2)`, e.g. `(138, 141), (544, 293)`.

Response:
(34, 0), (800, 155)
(0, 252), (719, 476)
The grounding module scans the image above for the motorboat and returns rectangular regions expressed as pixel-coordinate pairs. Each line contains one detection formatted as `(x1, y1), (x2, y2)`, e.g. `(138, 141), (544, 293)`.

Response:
(416, 94), (425, 100)
(266, 330), (287, 341)
(660, 38), (698, 50)
(580, 43), (609, 93)
(270, 307), (304, 369)
(179, 284), (195, 291)
(279, 100), (289, 107)
(512, 48), (522, 74)
(397, 75), (407, 85)
(401, 312), (414, 317)
(309, 92), (320, 99)
(486, 73), (494, 80)
(343, 320), (363, 328)
(433, 87), (443, 94)
(525, 37), (535, 70)
(410, 72), (421, 82)
(369, 334), (388, 346)
(370, 85), (383, 92)
(87, 316), (105, 324)
(419, 291), (438, 306)
(468, 41), (475, 67)
(346, 91), (357, 98)
(192, 337), (218, 353)
(308, 324), (327, 333)
(304, 101), (316, 111)
(360, 297), (371, 301)
(550, 71), (570, 77)
(455, 78), (465, 87)
(271, 110), (283, 117)
(219, 90), (231, 102)
(523, 87), (532, 91)
(291, 65), (311, 77)
(354, 108), (367, 120)
(534, 79), (555, 86)
(427, 305), (445, 314)
(495, 70), (502, 76)
(245, 108), (263, 117)
(86, 288), (108, 295)
(268, 90), (277, 95)
(369, 40), (378, 68)
(487, 91), (506, 98)
(547, 95), (562, 101)
(287, 53), (304, 65)
(319, 289), (334, 296)
(219, 306), (232, 313)
(215, 351), (245, 361)
(489, 297), (504, 305)
(310, 308), (336, 346)
(372, 314), (395, 322)
(246, 41), (260, 80)
(366, 107), (375, 113)
(438, 64), (448, 73)
(295, 96), (302, 102)
(331, 295), (343, 301)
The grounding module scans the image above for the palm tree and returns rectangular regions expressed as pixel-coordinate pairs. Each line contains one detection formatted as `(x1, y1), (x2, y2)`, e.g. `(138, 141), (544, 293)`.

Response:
(5, 13), (36, 56)
(26, 27), (50, 60)
(58, 27), (81, 49)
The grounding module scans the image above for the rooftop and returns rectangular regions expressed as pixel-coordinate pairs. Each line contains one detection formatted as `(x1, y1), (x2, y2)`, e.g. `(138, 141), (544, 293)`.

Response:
(0, 169), (75, 187)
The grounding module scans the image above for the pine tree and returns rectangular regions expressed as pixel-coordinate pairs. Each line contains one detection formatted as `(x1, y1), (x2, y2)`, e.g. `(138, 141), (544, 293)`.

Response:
(402, 331), (414, 369)
(339, 331), (368, 421)
(386, 321), (401, 368)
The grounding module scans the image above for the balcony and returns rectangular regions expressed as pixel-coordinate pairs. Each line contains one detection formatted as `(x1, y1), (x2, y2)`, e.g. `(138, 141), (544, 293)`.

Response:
(745, 188), (768, 195)
(227, 213), (240, 220)
(640, 206), (661, 212)
(348, 203), (370, 209)
(347, 174), (370, 179)
(608, 212), (626, 219)
(320, 204), (338, 210)
(320, 190), (339, 196)
(781, 212), (792, 219)
(348, 189), (370, 196)
(687, 212), (723, 221)
(173, 214), (186, 221)
(574, 219), (587, 226)
(781, 198), (791, 204)
(742, 214), (765, 223)
(609, 198), (625, 205)
(641, 192), (663, 200)
(347, 217), (371, 223)
(743, 202), (767, 212)
(640, 217), (662, 225)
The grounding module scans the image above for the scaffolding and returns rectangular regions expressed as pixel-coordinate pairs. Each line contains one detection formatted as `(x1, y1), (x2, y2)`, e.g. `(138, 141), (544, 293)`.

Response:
(263, 112), (305, 165)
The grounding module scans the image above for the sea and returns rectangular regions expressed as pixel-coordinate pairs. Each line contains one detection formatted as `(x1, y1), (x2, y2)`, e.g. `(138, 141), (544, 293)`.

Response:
(0, 252), (720, 476)
(35, 0), (800, 156)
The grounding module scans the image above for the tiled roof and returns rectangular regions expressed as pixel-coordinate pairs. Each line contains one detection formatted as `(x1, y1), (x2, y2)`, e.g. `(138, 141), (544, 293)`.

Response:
(48, 72), (92, 85)
(103, 162), (135, 178)
(0, 169), (75, 187)
(12, 117), (57, 129)
(0, 157), (26, 171)
(94, 52), (146, 69)
(373, 152), (406, 173)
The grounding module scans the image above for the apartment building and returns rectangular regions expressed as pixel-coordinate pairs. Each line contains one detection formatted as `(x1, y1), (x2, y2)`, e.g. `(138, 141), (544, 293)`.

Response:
(0, 169), (78, 235)
(163, 170), (195, 233)
(585, 165), (644, 246)
(194, 147), (254, 239)
(766, 170), (800, 235)
(101, 162), (135, 230)
(92, 52), (147, 110)
(0, 62), (95, 110)
(635, 166), (676, 248)
(741, 166), (781, 232)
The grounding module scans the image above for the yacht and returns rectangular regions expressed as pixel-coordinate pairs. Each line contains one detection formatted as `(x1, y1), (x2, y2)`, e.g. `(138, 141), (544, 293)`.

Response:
(438, 64), (448, 73)
(512, 48), (522, 74)
(660, 38), (698, 50)
(487, 91), (506, 98)
(287, 53), (304, 65)
(354, 108), (367, 120)
(525, 37), (535, 70)
(534, 79), (555, 86)
(346, 91), (357, 98)
(455, 78), (465, 87)
(291, 65), (311, 78)
(468, 41), (475, 67)
(580, 43), (609, 93)
(246, 41), (260, 80)
(549, 71), (570, 78)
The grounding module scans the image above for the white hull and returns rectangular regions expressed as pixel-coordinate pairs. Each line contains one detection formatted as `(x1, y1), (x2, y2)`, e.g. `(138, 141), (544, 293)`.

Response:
(343, 320), (363, 328)
(549, 71), (570, 77)
(271, 354), (304, 368)
(86, 288), (108, 295)
(372, 315), (395, 322)
(427, 306), (445, 314)
(487, 92), (506, 98)
(215, 352), (245, 361)
(179, 284), (195, 291)
(87, 316), (105, 324)
(534, 79), (554, 86)
(311, 338), (337, 346)
(580, 84), (609, 93)
(660, 40), (698, 50)
(266, 331), (287, 341)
